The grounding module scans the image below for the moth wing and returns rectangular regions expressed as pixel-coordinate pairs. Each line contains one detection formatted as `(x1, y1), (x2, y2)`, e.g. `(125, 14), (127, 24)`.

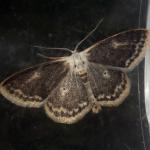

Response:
(0, 60), (69, 108)
(87, 62), (130, 107)
(84, 29), (150, 70)
(44, 71), (91, 124)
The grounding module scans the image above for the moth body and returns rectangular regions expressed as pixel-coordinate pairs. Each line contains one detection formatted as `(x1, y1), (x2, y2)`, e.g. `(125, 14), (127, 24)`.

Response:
(66, 52), (102, 113)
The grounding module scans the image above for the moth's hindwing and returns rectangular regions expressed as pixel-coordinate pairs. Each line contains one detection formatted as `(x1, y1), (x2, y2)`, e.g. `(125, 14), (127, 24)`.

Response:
(87, 62), (130, 107)
(44, 70), (91, 124)
(84, 29), (150, 70)
(0, 61), (69, 108)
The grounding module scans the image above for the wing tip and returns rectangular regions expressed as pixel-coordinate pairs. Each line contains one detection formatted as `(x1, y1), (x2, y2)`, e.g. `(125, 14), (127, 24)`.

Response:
(127, 29), (150, 71)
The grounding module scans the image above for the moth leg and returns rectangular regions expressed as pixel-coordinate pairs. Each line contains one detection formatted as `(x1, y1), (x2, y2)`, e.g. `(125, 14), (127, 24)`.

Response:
(88, 94), (102, 114)
(92, 101), (102, 113)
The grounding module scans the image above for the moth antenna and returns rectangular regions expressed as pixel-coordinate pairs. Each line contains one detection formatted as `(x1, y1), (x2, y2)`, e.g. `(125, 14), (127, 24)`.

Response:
(37, 53), (64, 60)
(34, 45), (73, 54)
(37, 53), (53, 59)
(74, 18), (104, 52)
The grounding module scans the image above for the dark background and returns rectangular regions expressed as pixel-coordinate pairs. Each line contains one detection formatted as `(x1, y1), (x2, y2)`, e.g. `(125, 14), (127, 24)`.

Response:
(0, 0), (150, 150)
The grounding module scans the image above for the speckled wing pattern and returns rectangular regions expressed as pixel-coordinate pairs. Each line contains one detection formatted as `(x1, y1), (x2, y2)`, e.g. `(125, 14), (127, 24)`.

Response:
(85, 29), (150, 70)
(87, 62), (130, 107)
(45, 70), (91, 124)
(84, 29), (150, 109)
(0, 61), (69, 108)
(0, 59), (91, 124)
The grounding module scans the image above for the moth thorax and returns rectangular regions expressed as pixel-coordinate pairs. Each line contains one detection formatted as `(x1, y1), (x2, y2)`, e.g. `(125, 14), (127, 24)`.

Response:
(66, 52), (88, 74)
(75, 55), (87, 72)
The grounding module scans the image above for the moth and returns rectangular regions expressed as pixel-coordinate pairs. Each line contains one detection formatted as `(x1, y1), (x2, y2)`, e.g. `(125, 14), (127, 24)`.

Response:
(0, 25), (150, 124)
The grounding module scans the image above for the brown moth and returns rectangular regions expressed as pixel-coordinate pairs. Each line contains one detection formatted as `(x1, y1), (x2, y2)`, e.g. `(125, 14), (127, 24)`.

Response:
(0, 27), (150, 124)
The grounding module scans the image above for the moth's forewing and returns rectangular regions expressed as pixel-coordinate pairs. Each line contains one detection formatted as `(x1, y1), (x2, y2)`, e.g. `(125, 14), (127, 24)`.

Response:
(84, 29), (150, 71)
(44, 70), (91, 124)
(0, 60), (69, 108)
(87, 62), (130, 107)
